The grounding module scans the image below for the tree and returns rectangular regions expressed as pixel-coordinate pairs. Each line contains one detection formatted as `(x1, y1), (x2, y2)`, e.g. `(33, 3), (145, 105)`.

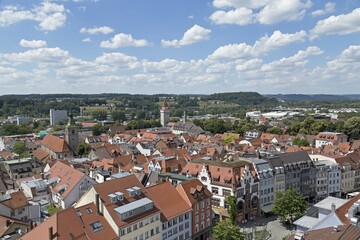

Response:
(92, 124), (108, 136)
(292, 138), (310, 147)
(266, 127), (283, 135)
(76, 143), (92, 156)
(345, 117), (360, 140)
(111, 110), (126, 122)
(273, 188), (307, 224)
(13, 141), (28, 157)
(91, 110), (108, 121)
(212, 219), (244, 240)
(227, 195), (237, 225)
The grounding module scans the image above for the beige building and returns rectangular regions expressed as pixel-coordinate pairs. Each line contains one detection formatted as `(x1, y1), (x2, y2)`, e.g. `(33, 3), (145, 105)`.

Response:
(76, 174), (162, 239)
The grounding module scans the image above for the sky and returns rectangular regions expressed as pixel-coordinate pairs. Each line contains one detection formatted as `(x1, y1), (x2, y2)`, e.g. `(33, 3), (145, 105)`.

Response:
(0, 0), (360, 95)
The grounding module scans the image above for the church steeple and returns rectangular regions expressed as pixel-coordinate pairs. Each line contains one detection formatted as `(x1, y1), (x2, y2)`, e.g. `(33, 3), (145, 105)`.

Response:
(65, 112), (78, 155)
(160, 98), (170, 127)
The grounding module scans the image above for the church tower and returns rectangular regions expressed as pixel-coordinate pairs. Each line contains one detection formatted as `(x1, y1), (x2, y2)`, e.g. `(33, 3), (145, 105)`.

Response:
(65, 113), (79, 155)
(160, 98), (170, 127)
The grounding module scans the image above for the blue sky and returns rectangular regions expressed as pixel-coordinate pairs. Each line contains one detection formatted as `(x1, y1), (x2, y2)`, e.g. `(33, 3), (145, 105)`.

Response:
(0, 0), (360, 95)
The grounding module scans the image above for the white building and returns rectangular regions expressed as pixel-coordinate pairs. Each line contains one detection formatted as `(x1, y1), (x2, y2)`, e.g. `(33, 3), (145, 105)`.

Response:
(311, 155), (342, 198)
(49, 109), (68, 125)
(253, 159), (275, 214)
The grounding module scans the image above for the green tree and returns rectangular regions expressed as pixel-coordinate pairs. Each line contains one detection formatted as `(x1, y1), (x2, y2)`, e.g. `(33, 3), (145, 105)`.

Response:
(345, 117), (360, 140)
(266, 127), (283, 135)
(273, 188), (307, 224)
(92, 124), (108, 136)
(13, 141), (28, 157)
(227, 195), (237, 225)
(212, 219), (244, 240)
(292, 138), (310, 147)
(111, 110), (126, 122)
(76, 143), (92, 156)
(92, 110), (108, 121)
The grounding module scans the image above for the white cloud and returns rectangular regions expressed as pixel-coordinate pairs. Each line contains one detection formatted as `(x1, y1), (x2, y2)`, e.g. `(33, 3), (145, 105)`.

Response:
(311, 2), (335, 17)
(0, 6), (34, 27)
(3, 47), (69, 63)
(253, 30), (307, 53)
(20, 39), (47, 49)
(82, 38), (92, 43)
(0, 2), (67, 31)
(210, 8), (254, 26)
(161, 25), (211, 48)
(210, 30), (307, 59)
(100, 33), (149, 48)
(212, 0), (270, 9)
(256, 0), (312, 25)
(310, 8), (360, 39)
(33, 2), (67, 31)
(80, 26), (114, 35)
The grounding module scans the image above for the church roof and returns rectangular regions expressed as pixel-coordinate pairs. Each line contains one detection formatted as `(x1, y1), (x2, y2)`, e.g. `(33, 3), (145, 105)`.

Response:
(41, 134), (71, 153)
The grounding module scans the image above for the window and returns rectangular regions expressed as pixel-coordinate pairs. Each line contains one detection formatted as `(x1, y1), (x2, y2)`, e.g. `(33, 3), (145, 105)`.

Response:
(127, 226), (132, 234)
(173, 218), (177, 225)
(195, 224), (199, 232)
(206, 198), (210, 206)
(195, 214), (199, 223)
(133, 223), (138, 231)
(179, 215), (183, 222)
(121, 229), (125, 236)
(179, 224), (184, 231)
(201, 201), (205, 209)
(185, 222), (189, 229)
(163, 233), (167, 239)
(195, 204), (199, 212)
(185, 213), (189, 220)
(90, 221), (104, 233)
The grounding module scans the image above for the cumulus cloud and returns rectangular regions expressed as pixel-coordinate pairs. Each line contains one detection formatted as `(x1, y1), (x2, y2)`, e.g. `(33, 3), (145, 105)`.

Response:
(20, 39), (47, 49)
(80, 26), (114, 34)
(210, 0), (312, 26)
(311, 2), (336, 17)
(161, 25), (211, 48)
(3, 47), (69, 64)
(100, 33), (149, 48)
(210, 30), (307, 59)
(212, 0), (269, 9)
(0, 2), (67, 31)
(82, 38), (92, 43)
(256, 0), (312, 25)
(310, 8), (360, 39)
(210, 8), (254, 26)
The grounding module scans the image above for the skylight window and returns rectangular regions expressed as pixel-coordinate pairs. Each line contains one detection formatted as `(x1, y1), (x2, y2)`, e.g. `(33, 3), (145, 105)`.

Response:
(90, 221), (104, 233)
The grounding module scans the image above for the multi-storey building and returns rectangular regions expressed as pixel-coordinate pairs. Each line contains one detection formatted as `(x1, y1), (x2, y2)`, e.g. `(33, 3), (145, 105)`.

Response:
(76, 174), (162, 240)
(182, 159), (259, 224)
(280, 151), (317, 201)
(49, 109), (68, 126)
(253, 158), (275, 214)
(147, 182), (193, 240)
(334, 155), (358, 195)
(176, 179), (212, 240)
(310, 155), (342, 200)
(315, 132), (347, 148)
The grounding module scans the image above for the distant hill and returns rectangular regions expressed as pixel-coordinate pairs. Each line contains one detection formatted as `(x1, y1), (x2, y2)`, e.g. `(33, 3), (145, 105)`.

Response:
(206, 92), (278, 106)
(266, 94), (360, 101)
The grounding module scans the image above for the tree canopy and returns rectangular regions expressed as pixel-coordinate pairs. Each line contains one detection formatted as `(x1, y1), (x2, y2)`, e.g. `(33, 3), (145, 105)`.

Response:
(273, 188), (307, 223)
(212, 219), (244, 240)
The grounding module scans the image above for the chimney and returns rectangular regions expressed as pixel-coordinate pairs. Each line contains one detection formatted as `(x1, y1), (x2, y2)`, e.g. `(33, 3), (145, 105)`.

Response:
(95, 193), (101, 215)
(331, 203), (336, 212)
(333, 225), (339, 233)
(48, 226), (53, 240)
(5, 219), (11, 227)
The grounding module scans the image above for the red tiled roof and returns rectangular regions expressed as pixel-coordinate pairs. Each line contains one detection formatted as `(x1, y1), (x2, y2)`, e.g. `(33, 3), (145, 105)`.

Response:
(0, 191), (28, 210)
(146, 182), (192, 220)
(41, 134), (70, 153)
(20, 203), (117, 240)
